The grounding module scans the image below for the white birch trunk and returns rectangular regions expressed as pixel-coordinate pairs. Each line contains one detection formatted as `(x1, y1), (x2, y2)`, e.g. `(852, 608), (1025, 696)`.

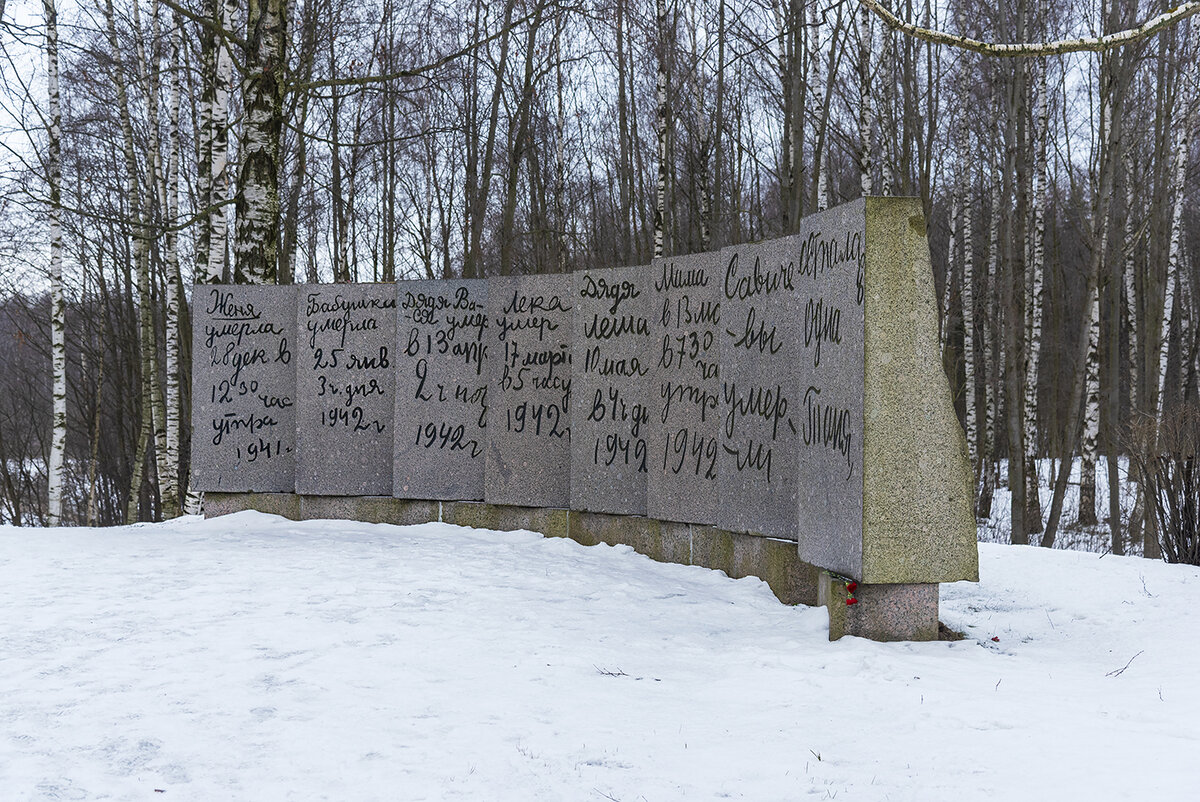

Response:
(954, 11), (976, 472)
(941, 193), (958, 356)
(161, 16), (183, 518)
(1158, 21), (1198, 420)
(1024, 56), (1048, 533)
(879, 12), (895, 196)
(207, 0), (236, 282)
(978, 176), (1001, 517)
(857, 2), (873, 197)
(103, 0), (152, 523)
(1123, 151), (1139, 413)
(808, 0), (828, 211)
(234, 0), (286, 283)
(134, 0), (172, 520)
(1079, 271), (1101, 526)
(653, 0), (668, 258)
(1079, 52), (1118, 529)
(44, 0), (66, 526)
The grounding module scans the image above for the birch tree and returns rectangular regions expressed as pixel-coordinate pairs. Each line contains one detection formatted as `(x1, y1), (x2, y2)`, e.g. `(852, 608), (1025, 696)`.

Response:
(1024, 54), (1048, 535)
(44, 0), (66, 526)
(161, 15), (183, 518)
(1158, 19), (1199, 421)
(653, 0), (670, 257)
(234, 0), (288, 283)
(197, 0), (237, 284)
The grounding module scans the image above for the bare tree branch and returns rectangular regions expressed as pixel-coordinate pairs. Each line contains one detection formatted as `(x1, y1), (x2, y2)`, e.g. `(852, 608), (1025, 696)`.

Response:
(858, 0), (1200, 57)
(288, 5), (550, 92)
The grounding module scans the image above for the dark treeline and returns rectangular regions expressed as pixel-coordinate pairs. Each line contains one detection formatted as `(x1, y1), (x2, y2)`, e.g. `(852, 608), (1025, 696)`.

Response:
(0, 0), (1197, 558)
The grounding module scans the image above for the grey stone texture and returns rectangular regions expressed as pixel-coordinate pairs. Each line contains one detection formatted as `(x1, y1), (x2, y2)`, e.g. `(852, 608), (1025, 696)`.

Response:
(819, 573), (939, 642)
(442, 502), (571, 539)
(798, 197), (978, 585)
(300, 495), (439, 525)
(792, 200), (867, 577)
(484, 274), (574, 508)
(203, 492), (301, 519)
(191, 285), (298, 492)
(716, 235), (806, 539)
(393, 280), (489, 499)
(295, 284), (398, 495)
(647, 253), (723, 525)
(570, 265), (652, 515)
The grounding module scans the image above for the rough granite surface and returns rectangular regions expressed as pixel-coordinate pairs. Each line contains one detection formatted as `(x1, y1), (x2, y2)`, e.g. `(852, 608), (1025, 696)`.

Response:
(191, 286), (297, 492)
(484, 274), (574, 508)
(858, 198), (979, 584)
(393, 280), (489, 499)
(570, 265), (652, 515)
(295, 284), (397, 495)
(716, 237), (805, 540)
(299, 495), (439, 525)
(646, 252), (722, 525)
(820, 574), (939, 642)
(202, 492), (301, 520)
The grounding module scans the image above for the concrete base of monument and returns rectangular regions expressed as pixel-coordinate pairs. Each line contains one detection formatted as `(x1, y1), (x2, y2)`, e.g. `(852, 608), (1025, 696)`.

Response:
(205, 495), (961, 636)
(818, 572), (939, 642)
(441, 501), (570, 539)
(203, 492), (302, 520)
(201, 495), (819, 608)
(299, 496), (440, 525)
(444, 505), (818, 606)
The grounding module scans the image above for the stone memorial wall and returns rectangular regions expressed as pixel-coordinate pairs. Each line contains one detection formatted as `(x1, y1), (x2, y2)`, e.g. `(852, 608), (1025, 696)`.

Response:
(295, 285), (397, 495)
(570, 265), (652, 515)
(484, 274), (574, 508)
(192, 198), (979, 640)
(792, 201), (866, 578)
(647, 253), (722, 525)
(394, 280), (489, 500)
(191, 285), (297, 491)
(716, 235), (805, 539)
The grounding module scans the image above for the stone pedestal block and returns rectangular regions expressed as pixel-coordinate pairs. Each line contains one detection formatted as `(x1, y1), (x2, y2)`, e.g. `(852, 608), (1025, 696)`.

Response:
(299, 495), (439, 525)
(819, 573), (938, 642)
(441, 502), (570, 540)
(203, 492), (301, 520)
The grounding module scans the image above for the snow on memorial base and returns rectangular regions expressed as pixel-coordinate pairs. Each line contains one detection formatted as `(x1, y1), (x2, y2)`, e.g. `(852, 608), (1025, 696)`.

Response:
(193, 197), (977, 642)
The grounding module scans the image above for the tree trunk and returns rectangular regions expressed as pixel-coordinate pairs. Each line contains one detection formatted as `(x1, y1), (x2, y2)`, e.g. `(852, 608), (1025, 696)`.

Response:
(499, 0), (546, 275)
(1158, 20), (1197, 422)
(653, 0), (670, 258)
(1042, 22), (1130, 549)
(1024, 55), (1047, 535)
(44, 0), (66, 526)
(465, 0), (517, 277)
(234, 0), (289, 284)
(857, 2), (873, 197)
(208, 0), (237, 283)
(160, 14), (183, 518)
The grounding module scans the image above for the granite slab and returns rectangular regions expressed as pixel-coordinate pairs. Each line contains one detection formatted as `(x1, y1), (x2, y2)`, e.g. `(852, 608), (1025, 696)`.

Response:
(484, 274), (573, 508)
(646, 252), (723, 525)
(393, 279), (489, 499)
(570, 265), (652, 515)
(190, 285), (297, 492)
(294, 284), (397, 495)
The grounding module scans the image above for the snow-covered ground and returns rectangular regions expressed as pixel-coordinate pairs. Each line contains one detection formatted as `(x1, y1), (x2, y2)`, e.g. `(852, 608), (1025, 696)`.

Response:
(1, 512), (1196, 800)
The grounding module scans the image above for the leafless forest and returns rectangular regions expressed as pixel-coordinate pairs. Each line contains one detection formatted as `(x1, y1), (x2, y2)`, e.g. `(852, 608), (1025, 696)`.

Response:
(0, 0), (1197, 559)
